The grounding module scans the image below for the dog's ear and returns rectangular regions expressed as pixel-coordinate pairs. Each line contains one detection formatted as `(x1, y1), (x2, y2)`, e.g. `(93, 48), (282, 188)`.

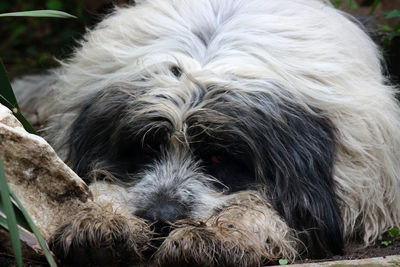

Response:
(68, 89), (130, 181)
(68, 86), (171, 183)
(197, 86), (343, 256)
(258, 102), (343, 257)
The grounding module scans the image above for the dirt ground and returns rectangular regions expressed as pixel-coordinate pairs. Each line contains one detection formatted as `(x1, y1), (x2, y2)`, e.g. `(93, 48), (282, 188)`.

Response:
(294, 236), (400, 265)
(0, 236), (399, 266)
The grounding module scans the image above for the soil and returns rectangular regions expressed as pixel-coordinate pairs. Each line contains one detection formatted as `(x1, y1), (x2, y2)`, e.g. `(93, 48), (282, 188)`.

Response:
(294, 236), (400, 265)
(0, 237), (399, 266)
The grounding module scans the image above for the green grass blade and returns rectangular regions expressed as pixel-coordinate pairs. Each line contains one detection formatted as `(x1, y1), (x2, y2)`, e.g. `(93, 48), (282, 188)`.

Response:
(0, 10), (76, 19)
(369, 0), (381, 15)
(0, 95), (37, 134)
(0, 214), (9, 231)
(0, 59), (37, 135)
(0, 158), (23, 267)
(0, 197), (31, 231)
(332, 0), (343, 8)
(10, 191), (58, 267)
(0, 60), (18, 108)
(0, 161), (56, 265)
(382, 22), (400, 50)
(346, 0), (358, 9)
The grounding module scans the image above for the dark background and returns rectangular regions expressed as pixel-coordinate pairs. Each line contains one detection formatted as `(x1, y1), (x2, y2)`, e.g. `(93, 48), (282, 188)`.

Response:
(0, 0), (399, 82)
(0, 0), (130, 79)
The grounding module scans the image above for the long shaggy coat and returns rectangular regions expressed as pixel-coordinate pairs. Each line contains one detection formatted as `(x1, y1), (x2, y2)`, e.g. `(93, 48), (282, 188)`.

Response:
(14, 0), (400, 265)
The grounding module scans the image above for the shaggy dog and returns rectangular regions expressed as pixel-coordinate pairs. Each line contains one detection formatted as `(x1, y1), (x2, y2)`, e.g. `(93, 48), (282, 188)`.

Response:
(15, 0), (400, 266)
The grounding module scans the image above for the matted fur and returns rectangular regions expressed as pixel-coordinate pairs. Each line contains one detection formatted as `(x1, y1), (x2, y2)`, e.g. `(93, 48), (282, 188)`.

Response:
(15, 0), (400, 265)
(48, 198), (152, 266)
(154, 192), (298, 266)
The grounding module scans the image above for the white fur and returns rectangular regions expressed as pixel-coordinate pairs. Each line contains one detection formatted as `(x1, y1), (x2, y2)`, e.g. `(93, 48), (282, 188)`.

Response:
(45, 0), (400, 250)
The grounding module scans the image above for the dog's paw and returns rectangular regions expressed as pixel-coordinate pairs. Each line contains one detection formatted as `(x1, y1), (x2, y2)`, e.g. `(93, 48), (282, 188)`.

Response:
(153, 223), (265, 267)
(48, 203), (152, 267)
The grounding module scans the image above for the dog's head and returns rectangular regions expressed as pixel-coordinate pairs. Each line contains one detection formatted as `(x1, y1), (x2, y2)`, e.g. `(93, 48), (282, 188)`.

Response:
(49, 0), (349, 256)
(64, 66), (342, 255)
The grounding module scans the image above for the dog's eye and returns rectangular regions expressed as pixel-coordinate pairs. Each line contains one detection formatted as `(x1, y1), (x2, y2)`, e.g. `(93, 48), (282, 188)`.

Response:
(170, 66), (182, 78)
(210, 155), (223, 164)
(200, 152), (255, 192)
(141, 144), (160, 157)
(143, 144), (153, 154)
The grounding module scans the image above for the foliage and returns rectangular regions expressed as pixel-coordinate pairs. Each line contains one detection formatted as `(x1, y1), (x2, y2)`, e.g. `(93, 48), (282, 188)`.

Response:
(0, 0), (90, 79)
(1, 0), (399, 79)
(0, 6), (77, 267)
(389, 227), (400, 238)
(381, 227), (400, 247)
(0, 10), (76, 18)
(0, 159), (22, 267)
(0, 8), (78, 134)
(332, 0), (381, 13)
(381, 9), (400, 49)
(279, 259), (289, 265)
(0, 157), (58, 266)
(0, 60), (36, 134)
(332, 0), (359, 9)
(332, 0), (400, 51)
(369, 0), (381, 15)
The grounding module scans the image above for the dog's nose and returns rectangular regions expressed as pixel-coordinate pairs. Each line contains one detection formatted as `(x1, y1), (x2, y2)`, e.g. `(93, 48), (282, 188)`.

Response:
(135, 201), (188, 223)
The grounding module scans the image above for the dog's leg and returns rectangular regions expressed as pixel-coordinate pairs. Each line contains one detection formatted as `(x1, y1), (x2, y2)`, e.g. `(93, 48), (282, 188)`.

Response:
(48, 182), (152, 266)
(154, 192), (298, 267)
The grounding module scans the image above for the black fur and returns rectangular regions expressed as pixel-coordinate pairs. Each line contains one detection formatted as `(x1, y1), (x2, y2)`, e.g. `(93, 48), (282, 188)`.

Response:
(69, 79), (343, 257)
(187, 82), (343, 256)
(70, 88), (157, 183)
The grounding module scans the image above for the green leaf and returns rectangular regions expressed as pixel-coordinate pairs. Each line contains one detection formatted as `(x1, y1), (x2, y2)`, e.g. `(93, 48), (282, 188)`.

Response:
(0, 197), (31, 232)
(0, 158), (23, 267)
(0, 60), (37, 135)
(369, 0), (381, 15)
(347, 0), (358, 9)
(388, 31), (400, 40)
(381, 240), (390, 246)
(0, 95), (37, 135)
(332, 0), (343, 8)
(385, 9), (400, 19)
(0, 214), (9, 231)
(393, 21), (400, 33)
(0, 160), (56, 266)
(279, 259), (288, 265)
(389, 227), (400, 238)
(0, 60), (18, 108)
(0, 10), (76, 19)
(380, 24), (393, 32)
(10, 191), (58, 267)
(0, 162), (57, 266)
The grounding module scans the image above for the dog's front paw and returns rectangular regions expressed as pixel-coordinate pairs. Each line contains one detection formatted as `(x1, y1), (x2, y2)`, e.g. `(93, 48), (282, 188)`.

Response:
(48, 203), (152, 267)
(153, 222), (265, 267)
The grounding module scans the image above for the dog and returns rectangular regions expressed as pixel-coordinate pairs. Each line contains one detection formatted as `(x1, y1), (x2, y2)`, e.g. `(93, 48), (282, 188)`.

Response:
(14, 0), (400, 266)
